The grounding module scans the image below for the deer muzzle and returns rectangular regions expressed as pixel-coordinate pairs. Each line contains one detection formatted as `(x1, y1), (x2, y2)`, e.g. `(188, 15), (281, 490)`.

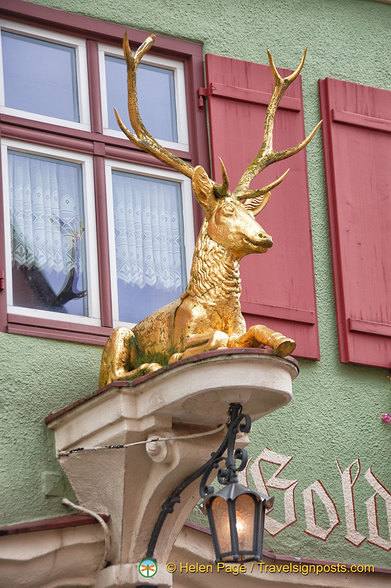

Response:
(243, 233), (273, 252)
(255, 231), (273, 248)
(261, 234), (273, 248)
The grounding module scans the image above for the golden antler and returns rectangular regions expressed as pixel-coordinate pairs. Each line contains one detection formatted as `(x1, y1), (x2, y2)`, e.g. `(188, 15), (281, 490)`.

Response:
(115, 33), (230, 195)
(114, 32), (195, 179)
(115, 35), (320, 205)
(233, 48), (322, 201)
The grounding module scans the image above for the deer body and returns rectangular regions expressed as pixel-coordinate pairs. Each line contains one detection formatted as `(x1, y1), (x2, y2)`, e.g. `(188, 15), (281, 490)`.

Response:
(99, 177), (293, 387)
(98, 34), (321, 388)
(135, 217), (246, 356)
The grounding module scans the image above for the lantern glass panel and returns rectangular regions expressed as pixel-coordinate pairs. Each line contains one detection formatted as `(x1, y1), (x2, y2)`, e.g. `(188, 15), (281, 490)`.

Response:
(210, 497), (231, 555)
(235, 494), (256, 552)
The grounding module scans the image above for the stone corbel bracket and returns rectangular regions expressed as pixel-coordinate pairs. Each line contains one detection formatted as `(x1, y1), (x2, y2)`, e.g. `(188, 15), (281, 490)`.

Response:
(46, 349), (298, 588)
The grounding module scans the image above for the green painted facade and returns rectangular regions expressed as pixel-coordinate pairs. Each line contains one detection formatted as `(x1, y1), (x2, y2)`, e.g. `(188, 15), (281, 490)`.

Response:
(1, 0), (390, 571)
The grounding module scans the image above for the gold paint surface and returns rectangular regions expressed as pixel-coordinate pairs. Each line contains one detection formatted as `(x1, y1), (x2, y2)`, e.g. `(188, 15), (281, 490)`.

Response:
(99, 36), (320, 388)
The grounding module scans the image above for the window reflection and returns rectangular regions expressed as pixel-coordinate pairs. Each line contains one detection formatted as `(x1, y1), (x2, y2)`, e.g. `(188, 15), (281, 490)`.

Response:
(105, 55), (178, 142)
(2, 31), (79, 122)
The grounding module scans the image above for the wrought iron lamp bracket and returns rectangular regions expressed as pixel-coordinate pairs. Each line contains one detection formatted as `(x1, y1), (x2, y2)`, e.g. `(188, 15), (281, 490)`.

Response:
(200, 403), (251, 496)
(146, 403), (251, 559)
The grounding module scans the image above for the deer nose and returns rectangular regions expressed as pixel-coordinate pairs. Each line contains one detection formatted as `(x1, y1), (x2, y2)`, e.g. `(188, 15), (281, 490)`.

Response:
(260, 233), (273, 248)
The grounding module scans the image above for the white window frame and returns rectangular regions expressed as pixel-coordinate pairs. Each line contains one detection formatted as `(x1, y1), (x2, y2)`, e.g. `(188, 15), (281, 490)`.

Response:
(105, 159), (194, 328)
(1, 138), (100, 326)
(99, 43), (189, 152)
(0, 20), (90, 131)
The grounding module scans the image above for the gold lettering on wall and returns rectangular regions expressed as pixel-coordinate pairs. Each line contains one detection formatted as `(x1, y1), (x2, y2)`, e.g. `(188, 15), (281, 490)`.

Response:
(242, 448), (391, 551)
(302, 480), (340, 540)
(241, 447), (298, 536)
(336, 459), (366, 547)
(365, 467), (391, 551)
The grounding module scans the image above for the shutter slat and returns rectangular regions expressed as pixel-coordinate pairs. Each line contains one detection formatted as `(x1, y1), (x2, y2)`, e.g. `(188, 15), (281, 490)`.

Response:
(332, 108), (391, 133)
(207, 82), (301, 110)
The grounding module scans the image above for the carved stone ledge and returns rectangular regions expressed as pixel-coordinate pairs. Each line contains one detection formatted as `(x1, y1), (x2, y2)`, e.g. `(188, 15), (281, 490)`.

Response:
(1, 519), (387, 588)
(0, 521), (105, 587)
(46, 349), (298, 436)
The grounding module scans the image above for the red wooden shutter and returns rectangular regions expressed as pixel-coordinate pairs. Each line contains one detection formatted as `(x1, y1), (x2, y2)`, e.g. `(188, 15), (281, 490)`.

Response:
(205, 54), (319, 359)
(319, 78), (391, 368)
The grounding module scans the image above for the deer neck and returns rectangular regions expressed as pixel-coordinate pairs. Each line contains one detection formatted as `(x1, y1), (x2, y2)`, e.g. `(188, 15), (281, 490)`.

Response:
(186, 219), (241, 303)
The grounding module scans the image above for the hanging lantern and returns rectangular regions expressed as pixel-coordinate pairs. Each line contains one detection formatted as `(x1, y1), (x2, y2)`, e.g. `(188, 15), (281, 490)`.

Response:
(202, 482), (274, 562)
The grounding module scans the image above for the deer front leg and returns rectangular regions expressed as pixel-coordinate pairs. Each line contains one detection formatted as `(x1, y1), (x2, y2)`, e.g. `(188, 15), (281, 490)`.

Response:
(99, 326), (162, 387)
(228, 325), (296, 357)
(168, 331), (230, 363)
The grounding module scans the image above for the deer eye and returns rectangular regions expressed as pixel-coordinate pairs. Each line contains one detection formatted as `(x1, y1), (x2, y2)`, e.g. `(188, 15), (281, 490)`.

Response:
(222, 204), (235, 216)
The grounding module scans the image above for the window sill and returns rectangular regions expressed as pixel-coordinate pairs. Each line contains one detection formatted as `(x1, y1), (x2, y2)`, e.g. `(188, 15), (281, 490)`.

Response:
(6, 313), (112, 345)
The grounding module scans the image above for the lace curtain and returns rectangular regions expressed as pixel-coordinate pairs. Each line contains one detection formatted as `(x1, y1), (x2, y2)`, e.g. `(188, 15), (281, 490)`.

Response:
(9, 150), (84, 273)
(8, 152), (185, 295)
(112, 171), (185, 291)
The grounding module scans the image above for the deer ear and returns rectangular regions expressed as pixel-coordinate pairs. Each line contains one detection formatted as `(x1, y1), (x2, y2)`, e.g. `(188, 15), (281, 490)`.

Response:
(243, 192), (271, 216)
(192, 166), (216, 212)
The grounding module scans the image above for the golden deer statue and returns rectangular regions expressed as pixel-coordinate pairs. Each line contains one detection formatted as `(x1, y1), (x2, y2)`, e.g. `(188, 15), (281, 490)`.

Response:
(99, 33), (321, 388)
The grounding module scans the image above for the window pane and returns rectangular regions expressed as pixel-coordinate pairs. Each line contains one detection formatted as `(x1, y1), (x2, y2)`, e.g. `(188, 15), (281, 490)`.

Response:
(111, 171), (186, 323)
(8, 150), (88, 316)
(2, 31), (79, 122)
(105, 55), (178, 142)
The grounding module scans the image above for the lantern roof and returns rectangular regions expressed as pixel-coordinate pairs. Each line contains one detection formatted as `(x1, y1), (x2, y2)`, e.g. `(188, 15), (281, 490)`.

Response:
(202, 482), (274, 511)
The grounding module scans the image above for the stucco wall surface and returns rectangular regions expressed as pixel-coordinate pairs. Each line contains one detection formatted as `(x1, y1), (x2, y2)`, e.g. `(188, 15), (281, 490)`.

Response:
(1, 0), (390, 570)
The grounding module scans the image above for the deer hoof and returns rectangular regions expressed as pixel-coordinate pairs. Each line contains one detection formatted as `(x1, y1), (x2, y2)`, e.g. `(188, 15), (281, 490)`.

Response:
(125, 363), (162, 380)
(146, 363), (163, 372)
(168, 353), (183, 364)
(274, 338), (296, 357)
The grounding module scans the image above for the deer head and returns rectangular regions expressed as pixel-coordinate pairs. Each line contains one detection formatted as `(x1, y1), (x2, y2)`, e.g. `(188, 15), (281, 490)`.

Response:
(114, 33), (321, 260)
(191, 165), (273, 259)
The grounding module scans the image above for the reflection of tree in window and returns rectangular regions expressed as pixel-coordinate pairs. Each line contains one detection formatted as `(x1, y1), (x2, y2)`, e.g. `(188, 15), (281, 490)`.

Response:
(8, 150), (88, 315)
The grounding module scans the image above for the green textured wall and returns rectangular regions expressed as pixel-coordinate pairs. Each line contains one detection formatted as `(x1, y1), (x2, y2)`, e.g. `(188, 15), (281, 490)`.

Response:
(1, 0), (390, 570)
